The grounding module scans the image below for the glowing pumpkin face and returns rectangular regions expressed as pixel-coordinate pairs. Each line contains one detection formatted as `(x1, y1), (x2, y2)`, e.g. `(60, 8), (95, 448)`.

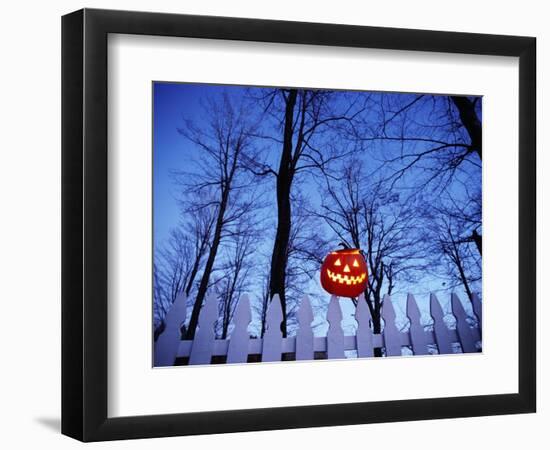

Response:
(320, 248), (368, 297)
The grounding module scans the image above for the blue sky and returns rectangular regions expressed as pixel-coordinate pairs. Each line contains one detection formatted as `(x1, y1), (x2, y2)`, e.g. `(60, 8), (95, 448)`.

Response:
(154, 83), (235, 244)
(153, 82), (482, 336)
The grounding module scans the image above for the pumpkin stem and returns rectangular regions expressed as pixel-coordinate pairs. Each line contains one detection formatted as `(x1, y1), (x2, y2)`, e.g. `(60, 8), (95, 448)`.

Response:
(338, 242), (350, 249)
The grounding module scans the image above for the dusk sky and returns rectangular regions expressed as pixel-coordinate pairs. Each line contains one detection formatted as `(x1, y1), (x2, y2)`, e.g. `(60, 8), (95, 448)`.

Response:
(153, 83), (231, 244)
(153, 82), (482, 337)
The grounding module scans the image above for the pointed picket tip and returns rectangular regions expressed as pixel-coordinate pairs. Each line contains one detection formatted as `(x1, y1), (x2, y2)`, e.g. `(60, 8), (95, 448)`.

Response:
(451, 293), (477, 353)
(326, 295), (345, 359)
(265, 294), (283, 333)
(406, 293), (422, 321)
(267, 294), (284, 322)
(381, 295), (401, 357)
(451, 293), (468, 320)
(355, 293), (374, 358)
(201, 291), (219, 316)
(262, 294), (284, 362)
(355, 293), (371, 325)
(296, 295), (314, 361)
(162, 291), (187, 329)
(381, 294), (396, 321)
(154, 291), (187, 367)
(407, 293), (429, 356)
(189, 293), (219, 365)
(233, 294), (251, 323)
(297, 295), (314, 323)
(173, 291), (187, 308)
(227, 294), (252, 364)
(429, 293), (445, 318)
(471, 293), (482, 323)
(471, 293), (482, 342)
(430, 292), (453, 355)
(327, 295), (343, 323)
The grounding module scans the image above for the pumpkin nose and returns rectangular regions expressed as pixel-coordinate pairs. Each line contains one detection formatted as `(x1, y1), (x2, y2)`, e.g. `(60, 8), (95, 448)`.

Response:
(343, 264), (350, 273)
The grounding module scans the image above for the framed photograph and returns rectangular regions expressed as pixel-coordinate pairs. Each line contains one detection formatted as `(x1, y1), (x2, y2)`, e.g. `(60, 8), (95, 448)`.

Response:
(62, 8), (536, 441)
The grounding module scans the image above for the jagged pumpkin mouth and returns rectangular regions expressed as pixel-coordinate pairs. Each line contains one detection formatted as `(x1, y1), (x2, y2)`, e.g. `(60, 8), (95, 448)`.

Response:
(326, 269), (367, 285)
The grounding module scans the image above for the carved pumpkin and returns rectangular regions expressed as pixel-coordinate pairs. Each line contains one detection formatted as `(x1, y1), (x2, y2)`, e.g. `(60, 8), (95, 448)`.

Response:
(320, 248), (368, 297)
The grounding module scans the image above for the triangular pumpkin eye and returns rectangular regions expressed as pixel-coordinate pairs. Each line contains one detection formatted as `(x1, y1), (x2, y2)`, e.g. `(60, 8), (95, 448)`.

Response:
(334, 258), (342, 266)
(352, 259), (359, 267)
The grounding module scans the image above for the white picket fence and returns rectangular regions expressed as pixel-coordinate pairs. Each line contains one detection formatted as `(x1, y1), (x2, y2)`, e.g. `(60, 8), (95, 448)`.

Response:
(154, 292), (482, 367)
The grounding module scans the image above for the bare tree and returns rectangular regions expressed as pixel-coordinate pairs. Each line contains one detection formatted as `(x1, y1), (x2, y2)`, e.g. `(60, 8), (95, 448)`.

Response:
(427, 192), (482, 300)
(251, 271), (271, 338)
(176, 93), (260, 339)
(154, 86), (482, 348)
(244, 88), (366, 336)
(215, 218), (259, 339)
(450, 96), (482, 159)
(344, 93), (483, 294)
(156, 228), (190, 306)
(349, 94), (482, 193)
(153, 207), (214, 338)
(179, 204), (216, 297)
(153, 262), (169, 340)
(315, 159), (429, 348)
(441, 183), (482, 256)
(153, 231), (189, 341)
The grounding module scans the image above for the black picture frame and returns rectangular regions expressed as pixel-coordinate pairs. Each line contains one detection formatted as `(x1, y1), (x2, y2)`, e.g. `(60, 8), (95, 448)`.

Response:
(62, 8), (536, 442)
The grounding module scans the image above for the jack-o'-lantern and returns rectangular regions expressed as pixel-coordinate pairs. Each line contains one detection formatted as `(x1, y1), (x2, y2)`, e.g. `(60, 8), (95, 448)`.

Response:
(320, 248), (368, 297)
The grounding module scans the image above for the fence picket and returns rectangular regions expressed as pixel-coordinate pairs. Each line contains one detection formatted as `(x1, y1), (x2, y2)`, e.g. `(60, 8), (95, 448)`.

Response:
(471, 293), (482, 342)
(472, 293), (482, 338)
(355, 294), (374, 358)
(154, 291), (187, 366)
(226, 294), (251, 364)
(156, 291), (478, 366)
(407, 294), (430, 355)
(381, 295), (402, 356)
(262, 295), (283, 362)
(451, 293), (477, 353)
(189, 293), (219, 365)
(327, 296), (345, 359)
(430, 293), (453, 355)
(472, 293), (482, 324)
(296, 295), (314, 360)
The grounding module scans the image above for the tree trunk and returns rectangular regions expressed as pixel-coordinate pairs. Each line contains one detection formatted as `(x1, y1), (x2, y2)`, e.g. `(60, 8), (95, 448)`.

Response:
(221, 267), (240, 339)
(471, 229), (482, 256)
(451, 96), (482, 159)
(184, 250), (203, 297)
(221, 304), (230, 340)
(372, 296), (383, 357)
(185, 189), (230, 339)
(452, 240), (473, 301)
(269, 89), (298, 337)
(363, 290), (383, 357)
